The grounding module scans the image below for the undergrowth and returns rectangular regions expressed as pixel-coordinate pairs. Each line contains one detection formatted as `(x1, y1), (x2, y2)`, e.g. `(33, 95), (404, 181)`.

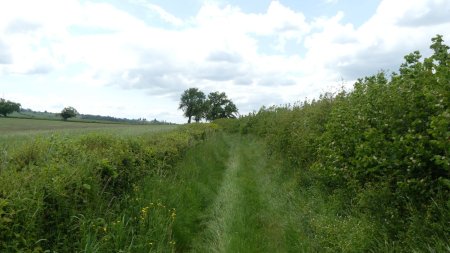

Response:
(215, 35), (450, 252)
(0, 123), (216, 252)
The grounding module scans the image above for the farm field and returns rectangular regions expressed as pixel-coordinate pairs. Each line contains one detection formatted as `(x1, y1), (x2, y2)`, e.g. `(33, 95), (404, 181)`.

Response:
(0, 117), (175, 135)
(0, 118), (177, 145)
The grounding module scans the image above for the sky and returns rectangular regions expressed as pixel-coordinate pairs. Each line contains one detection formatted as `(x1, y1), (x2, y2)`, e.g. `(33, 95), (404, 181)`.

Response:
(0, 0), (449, 123)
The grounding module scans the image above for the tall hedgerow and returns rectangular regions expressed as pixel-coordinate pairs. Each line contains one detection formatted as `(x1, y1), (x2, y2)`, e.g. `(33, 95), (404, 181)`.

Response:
(221, 35), (449, 250)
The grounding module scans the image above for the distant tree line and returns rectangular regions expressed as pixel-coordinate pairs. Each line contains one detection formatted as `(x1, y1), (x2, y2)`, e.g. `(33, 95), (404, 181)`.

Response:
(80, 114), (172, 125)
(60, 106), (172, 124)
(179, 88), (239, 123)
(1, 103), (171, 124)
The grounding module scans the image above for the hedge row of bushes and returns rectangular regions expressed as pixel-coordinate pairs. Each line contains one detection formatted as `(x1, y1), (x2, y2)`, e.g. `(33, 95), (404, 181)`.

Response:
(0, 124), (216, 252)
(217, 35), (449, 249)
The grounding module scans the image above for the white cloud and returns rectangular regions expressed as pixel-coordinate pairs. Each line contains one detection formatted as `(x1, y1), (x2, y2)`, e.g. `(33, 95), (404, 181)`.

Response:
(133, 0), (184, 26)
(304, 0), (450, 80)
(1, 0), (450, 123)
(0, 39), (12, 64)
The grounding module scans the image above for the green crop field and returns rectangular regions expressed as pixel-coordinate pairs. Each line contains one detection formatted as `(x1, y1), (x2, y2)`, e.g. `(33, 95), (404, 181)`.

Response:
(0, 117), (177, 143)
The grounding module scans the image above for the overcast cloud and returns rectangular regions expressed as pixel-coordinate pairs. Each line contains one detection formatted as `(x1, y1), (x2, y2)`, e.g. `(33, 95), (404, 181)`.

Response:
(0, 0), (449, 123)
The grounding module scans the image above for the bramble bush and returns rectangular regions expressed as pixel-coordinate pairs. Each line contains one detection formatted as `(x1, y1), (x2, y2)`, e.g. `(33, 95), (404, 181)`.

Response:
(0, 123), (216, 252)
(218, 35), (449, 251)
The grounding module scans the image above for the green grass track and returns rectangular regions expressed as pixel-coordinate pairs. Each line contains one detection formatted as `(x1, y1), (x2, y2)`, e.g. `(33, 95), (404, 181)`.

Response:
(189, 136), (283, 252)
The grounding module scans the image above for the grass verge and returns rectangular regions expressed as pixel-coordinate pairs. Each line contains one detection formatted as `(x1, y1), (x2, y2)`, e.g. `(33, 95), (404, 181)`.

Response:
(0, 124), (215, 252)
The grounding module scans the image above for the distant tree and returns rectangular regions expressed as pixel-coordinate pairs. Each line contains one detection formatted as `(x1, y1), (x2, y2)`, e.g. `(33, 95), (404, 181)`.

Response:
(179, 88), (206, 123)
(0, 98), (21, 117)
(194, 100), (208, 123)
(60, 106), (78, 121)
(205, 91), (238, 121)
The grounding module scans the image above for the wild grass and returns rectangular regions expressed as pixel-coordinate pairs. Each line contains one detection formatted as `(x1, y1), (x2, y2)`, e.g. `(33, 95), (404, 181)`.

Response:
(191, 138), (241, 252)
(2, 117), (447, 252)
(77, 132), (231, 252)
(0, 122), (215, 252)
(145, 133), (231, 252)
(191, 136), (285, 253)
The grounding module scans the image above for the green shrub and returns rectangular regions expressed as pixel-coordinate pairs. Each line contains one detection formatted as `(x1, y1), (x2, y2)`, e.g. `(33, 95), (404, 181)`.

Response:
(235, 35), (450, 250)
(0, 123), (216, 252)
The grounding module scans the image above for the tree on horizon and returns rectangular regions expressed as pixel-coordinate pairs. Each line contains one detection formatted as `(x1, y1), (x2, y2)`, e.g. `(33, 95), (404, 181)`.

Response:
(205, 91), (238, 121)
(0, 98), (21, 117)
(60, 106), (78, 121)
(179, 88), (206, 123)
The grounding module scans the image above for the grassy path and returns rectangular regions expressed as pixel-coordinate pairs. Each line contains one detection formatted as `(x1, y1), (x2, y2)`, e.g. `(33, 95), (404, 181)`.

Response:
(190, 136), (286, 253)
(181, 134), (392, 252)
